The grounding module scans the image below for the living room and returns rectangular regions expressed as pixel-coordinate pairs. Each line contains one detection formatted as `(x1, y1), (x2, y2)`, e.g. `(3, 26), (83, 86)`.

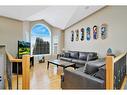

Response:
(0, 3), (127, 95)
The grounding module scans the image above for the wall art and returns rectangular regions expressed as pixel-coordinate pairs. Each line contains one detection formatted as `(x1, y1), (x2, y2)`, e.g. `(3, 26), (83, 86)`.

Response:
(75, 29), (79, 41)
(71, 30), (74, 42)
(93, 25), (98, 40)
(86, 27), (91, 41)
(101, 24), (107, 40)
(80, 28), (84, 41)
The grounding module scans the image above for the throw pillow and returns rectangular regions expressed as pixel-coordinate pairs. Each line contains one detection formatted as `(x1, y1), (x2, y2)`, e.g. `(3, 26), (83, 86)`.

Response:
(84, 62), (99, 75)
(64, 52), (70, 58)
(84, 61), (105, 75)
(93, 66), (105, 80)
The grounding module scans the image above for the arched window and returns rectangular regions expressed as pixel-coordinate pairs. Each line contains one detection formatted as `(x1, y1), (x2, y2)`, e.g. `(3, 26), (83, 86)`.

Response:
(31, 24), (51, 55)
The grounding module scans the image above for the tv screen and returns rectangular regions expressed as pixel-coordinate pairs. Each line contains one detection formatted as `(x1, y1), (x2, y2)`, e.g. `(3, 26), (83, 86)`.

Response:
(18, 41), (30, 58)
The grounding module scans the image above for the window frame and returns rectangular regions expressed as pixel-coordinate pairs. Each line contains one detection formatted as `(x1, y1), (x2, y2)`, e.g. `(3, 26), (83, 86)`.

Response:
(31, 23), (52, 56)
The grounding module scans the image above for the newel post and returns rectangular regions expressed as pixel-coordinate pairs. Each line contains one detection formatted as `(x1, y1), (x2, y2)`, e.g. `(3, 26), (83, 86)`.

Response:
(106, 56), (114, 89)
(22, 55), (30, 89)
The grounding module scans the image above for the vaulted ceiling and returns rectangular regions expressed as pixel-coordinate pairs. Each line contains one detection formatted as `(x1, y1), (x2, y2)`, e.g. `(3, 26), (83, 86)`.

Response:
(0, 6), (104, 29)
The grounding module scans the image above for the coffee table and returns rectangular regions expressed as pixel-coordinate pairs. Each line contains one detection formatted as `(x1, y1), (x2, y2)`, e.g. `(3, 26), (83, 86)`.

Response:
(47, 59), (76, 70)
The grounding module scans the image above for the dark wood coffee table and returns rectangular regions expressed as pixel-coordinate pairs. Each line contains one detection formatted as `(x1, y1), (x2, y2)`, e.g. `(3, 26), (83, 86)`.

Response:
(47, 59), (76, 70)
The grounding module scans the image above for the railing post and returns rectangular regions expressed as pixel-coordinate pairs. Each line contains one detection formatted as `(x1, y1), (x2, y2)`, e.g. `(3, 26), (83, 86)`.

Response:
(22, 55), (30, 89)
(106, 56), (114, 89)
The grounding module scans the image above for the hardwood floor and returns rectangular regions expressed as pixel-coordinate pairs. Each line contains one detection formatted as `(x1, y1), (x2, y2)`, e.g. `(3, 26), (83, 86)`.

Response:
(11, 61), (63, 89)
(8, 62), (127, 90)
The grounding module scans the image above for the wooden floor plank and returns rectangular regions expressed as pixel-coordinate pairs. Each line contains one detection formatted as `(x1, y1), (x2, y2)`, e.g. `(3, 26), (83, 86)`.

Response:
(11, 62), (63, 89)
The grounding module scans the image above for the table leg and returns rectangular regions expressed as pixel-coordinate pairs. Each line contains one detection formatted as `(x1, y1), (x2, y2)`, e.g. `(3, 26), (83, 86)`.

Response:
(73, 64), (76, 69)
(63, 67), (65, 71)
(47, 61), (49, 70)
(57, 65), (58, 69)
(17, 62), (19, 89)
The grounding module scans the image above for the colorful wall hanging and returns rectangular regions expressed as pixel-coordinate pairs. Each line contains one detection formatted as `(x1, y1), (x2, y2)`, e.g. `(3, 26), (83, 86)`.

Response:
(75, 29), (79, 41)
(101, 24), (107, 40)
(93, 25), (98, 40)
(86, 27), (91, 41)
(80, 28), (84, 41)
(71, 31), (74, 42)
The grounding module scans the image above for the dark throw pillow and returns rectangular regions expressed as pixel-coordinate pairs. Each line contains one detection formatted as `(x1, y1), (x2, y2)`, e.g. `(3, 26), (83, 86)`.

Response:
(64, 52), (70, 58)
(87, 53), (98, 61)
(79, 52), (88, 60)
(84, 63), (99, 75)
(84, 61), (105, 75)
(93, 66), (105, 80)
(69, 51), (79, 59)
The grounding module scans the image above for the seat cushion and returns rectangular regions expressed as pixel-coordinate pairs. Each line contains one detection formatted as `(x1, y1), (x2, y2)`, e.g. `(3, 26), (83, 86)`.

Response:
(72, 59), (86, 65)
(78, 52), (88, 61)
(69, 51), (79, 59)
(60, 57), (72, 62)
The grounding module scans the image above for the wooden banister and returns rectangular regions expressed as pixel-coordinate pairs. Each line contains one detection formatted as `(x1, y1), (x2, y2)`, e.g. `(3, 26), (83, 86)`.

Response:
(6, 51), (30, 89)
(106, 56), (114, 89)
(6, 51), (22, 63)
(22, 55), (30, 89)
(114, 52), (127, 63)
(106, 52), (127, 89)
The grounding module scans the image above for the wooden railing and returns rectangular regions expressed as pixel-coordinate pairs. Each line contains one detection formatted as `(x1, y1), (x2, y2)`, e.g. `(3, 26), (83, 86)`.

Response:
(6, 52), (30, 89)
(106, 52), (127, 89)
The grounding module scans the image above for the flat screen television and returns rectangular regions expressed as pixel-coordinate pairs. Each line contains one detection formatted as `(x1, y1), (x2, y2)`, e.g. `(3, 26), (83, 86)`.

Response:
(18, 41), (30, 58)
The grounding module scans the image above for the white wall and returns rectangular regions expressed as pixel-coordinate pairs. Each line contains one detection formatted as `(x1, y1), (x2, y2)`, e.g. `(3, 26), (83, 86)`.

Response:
(52, 28), (64, 54)
(64, 6), (127, 57)
(23, 21), (30, 42)
(0, 16), (23, 56)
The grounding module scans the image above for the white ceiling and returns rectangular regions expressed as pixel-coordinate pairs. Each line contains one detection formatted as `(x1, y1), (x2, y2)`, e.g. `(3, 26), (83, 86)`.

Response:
(0, 6), (104, 29)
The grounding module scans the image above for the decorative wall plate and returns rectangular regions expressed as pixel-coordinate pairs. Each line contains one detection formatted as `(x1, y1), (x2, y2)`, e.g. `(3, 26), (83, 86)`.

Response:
(80, 28), (84, 41)
(93, 25), (98, 40)
(86, 27), (91, 41)
(75, 29), (79, 41)
(71, 30), (74, 42)
(101, 24), (107, 40)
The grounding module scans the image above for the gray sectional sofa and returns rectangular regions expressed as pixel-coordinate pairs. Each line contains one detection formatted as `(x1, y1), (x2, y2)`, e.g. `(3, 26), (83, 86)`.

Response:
(61, 58), (106, 89)
(59, 51), (106, 89)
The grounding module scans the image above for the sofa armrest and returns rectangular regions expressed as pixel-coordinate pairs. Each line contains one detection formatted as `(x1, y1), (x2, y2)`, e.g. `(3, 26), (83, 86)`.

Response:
(61, 69), (105, 89)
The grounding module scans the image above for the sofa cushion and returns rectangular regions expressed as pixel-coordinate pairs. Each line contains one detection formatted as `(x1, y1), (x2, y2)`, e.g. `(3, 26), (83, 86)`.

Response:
(71, 59), (86, 68)
(84, 60), (105, 75)
(93, 66), (105, 80)
(87, 53), (98, 61)
(69, 51), (79, 59)
(60, 57), (72, 62)
(78, 52), (88, 61)
(63, 52), (70, 58)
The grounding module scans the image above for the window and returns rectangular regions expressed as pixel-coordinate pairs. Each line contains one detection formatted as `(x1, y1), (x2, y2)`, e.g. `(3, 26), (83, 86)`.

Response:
(31, 24), (51, 55)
